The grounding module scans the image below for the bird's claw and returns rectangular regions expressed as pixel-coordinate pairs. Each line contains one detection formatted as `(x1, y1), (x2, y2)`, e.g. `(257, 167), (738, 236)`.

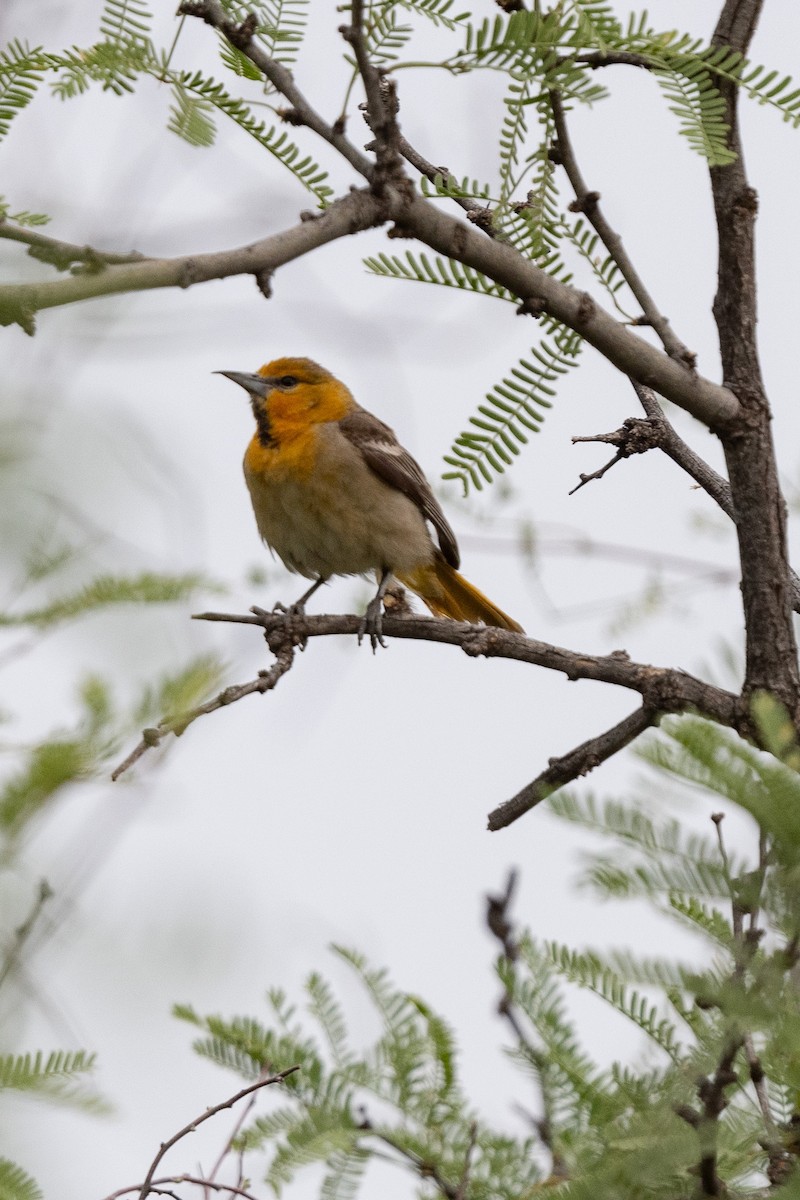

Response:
(253, 599), (311, 649)
(358, 595), (387, 653)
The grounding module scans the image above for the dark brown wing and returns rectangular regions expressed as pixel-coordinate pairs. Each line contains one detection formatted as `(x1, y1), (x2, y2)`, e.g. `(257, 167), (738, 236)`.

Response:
(339, 406), (460, 569)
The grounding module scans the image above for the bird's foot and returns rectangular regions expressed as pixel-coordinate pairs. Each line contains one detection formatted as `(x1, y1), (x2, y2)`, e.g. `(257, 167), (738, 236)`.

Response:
(358, 593), (387, 653)
(251, 598), (310, 649)
(255, 578), (327, 650)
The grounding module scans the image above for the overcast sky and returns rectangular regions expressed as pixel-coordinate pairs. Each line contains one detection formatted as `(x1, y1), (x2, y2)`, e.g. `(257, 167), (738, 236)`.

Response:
(2, 2), (800, 1197)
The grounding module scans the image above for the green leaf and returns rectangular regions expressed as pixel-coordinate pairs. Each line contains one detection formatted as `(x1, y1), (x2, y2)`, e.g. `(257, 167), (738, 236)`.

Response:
(0, 571), (215, 629)
(445, 324), (581, 494)
(0, 1160), (42, 1200)
(167, 82), (216, 147)
(0, 41), (45, 142)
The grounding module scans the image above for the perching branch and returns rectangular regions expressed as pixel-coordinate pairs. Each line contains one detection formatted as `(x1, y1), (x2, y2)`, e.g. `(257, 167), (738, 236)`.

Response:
(549, 89), (696, 367)
(108, 606), (743, 815)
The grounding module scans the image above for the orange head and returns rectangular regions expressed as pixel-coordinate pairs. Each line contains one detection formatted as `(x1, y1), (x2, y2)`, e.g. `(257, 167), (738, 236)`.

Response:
(216, 357), (354, 446)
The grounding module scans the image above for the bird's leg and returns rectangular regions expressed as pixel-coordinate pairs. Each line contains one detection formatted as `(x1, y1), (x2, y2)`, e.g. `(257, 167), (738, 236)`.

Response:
(280, 576), (328, 616)
(359, 568), (393, 652)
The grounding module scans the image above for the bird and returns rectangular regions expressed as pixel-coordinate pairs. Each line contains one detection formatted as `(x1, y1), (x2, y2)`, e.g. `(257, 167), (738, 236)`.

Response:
(217, 357), (523, 647)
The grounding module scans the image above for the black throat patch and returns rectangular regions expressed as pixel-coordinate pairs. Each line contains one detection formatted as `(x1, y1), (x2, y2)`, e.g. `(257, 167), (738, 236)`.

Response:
(251, 396), (276, 448)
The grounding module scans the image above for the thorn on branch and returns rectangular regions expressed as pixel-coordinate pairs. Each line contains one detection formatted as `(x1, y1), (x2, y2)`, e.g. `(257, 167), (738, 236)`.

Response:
(568, 189), (601, 216)
(276, 106), (305, 127)
(516, 297), (546, 318)
(228, 11), (258, 49)
(254, 268), (273, 299)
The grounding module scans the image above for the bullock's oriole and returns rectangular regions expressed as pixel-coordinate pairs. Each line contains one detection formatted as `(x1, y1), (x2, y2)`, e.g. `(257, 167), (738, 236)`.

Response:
(218, 357), (523, 645)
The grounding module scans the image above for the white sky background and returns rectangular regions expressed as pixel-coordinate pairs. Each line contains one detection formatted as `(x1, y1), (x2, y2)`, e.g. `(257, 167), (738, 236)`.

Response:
(2, 1), (800, 1197)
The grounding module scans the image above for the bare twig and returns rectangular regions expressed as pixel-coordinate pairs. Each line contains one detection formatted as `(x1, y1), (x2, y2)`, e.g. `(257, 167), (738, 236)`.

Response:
(488, 705), (658, 830)
(549, 90), (695, 367)
(178, 0), (373, 180)
(111, 630), (296, 781)
(630, 381), (800, 613)
(630, 381), (735, 519)
(0, 878), (53, 993)
(486, 871), (568, 1180)
(454, 1122), (478, 1200)
(205, 1087), (260, 1187)
(395, 133), (495, 228)
(568, 447), (626, 494)
(132, 1068), (300, 1200)
(342, 0), (397, 173)
(104, 1176), (260, 1200)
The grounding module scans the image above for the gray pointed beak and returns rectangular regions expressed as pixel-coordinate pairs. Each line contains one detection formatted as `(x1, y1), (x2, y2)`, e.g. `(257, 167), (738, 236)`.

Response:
(214, 370), (271, 398)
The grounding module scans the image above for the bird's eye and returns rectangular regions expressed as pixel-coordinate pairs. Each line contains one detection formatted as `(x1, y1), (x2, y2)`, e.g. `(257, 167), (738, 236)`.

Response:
(279, 375), (298, 388)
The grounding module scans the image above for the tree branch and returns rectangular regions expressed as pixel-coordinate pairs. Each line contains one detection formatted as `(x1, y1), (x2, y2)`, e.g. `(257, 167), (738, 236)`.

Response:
(111, 628), (296, 781)
(178, 0), (374, 180)
(577, 380), (800, 614)
(486, 871), (569, 1180)
(708, 0), (799, 708)
(395, 191), (739, 428)
(488, 705), (658, 830)
(132, 1068), (299, 1200)
(549, 89), (695, 366)
(0, 188), (384, 331)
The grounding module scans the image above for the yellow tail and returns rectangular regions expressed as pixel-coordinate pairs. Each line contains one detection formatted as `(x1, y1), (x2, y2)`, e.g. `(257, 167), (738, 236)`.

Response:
(398, 555), (524, 633)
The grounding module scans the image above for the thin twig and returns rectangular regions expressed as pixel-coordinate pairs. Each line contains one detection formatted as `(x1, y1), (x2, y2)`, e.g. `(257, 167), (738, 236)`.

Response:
(205, 1088), (260, 1186)
(111, 631), (295, 781)
(132, 1068), (299, 1200)
(178, 0), (373, 180)
(630, 380), (800, 614)
(396, 134), (494, 227)
(454, 1122), (478, 1200)
(0, 878), (53, 993)
(486, 871), (569, 1180)
(343, 0), (394, 169)
(489, 704), (658, 830)
(0, 187), (385, 332)
(568, 447), (626, 494)
(630, 381), (735, 519)
(104, 1177), (259, 1200)
(549, 90), (695, 366)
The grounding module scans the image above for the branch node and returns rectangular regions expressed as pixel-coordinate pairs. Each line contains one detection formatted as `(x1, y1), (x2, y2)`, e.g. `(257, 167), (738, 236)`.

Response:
(254, 268), (273, 299)
(516, 297), (546, 318)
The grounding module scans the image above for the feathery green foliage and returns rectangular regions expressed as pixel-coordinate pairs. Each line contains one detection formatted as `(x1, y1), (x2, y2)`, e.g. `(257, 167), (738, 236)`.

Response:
(444, 322), (582, 492)
(0, 571), (216, 629)
(0, 42), (44, 142)
(0, 1160), (42, 1200)
(171, 713), (800, 1197)
(4, 3), (800, 486)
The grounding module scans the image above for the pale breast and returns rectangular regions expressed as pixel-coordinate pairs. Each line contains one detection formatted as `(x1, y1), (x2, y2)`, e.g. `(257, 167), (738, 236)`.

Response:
(244, 425), (435, 579)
